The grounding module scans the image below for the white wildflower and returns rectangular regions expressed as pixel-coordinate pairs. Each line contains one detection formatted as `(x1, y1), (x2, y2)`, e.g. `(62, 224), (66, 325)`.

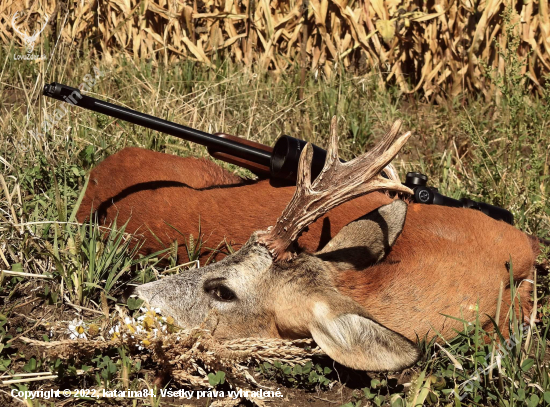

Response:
(67, 319), (87, 340)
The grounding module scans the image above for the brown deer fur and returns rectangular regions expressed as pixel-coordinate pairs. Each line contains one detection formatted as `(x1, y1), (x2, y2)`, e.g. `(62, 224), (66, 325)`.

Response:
(79, 147), (538, 358)
(334, 202), (536, 340)
(77, 147), (392, 261)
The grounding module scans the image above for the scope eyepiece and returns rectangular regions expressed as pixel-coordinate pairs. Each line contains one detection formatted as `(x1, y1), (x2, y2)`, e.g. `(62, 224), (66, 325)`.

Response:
(405, 172), (428, 188)
(270, 136), (328, 181)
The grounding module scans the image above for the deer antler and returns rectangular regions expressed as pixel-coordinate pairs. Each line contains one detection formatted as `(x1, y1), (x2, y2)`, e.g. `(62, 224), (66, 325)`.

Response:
(258, 117), (413, 261)
(11, 12), (29, 40)
(28, 13), (49, 41)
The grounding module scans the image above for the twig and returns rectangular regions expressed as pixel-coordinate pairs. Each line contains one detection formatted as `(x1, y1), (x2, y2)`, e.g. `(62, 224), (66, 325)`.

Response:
(2, 375), (58, 385)
(160, 260), (200, 275)
(312, 396), (337, 404)
(7, 314), (52, 344)
(1, 372), (55, 379)
(0, 389), (25, 405)
(523, 269), (538, 355)
(1, 369), (92, 385)
(489, 281), (504, 382)
(1, 270), (53, 279)
(0, 246), (10, 268)
(0, 173), (20, 233)
(64, 300), (104, 315)
(10, 297), (41, 311)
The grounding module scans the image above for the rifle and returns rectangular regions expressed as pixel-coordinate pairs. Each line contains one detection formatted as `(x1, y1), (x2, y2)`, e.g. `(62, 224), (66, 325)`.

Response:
(42, 82), (514, 225)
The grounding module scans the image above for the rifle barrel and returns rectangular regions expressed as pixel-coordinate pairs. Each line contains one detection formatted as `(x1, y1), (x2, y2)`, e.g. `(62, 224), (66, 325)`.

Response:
(42, 83), (272, 167)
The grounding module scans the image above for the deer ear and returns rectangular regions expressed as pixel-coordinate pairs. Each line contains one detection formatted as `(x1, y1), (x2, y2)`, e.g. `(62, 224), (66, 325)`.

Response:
(316, 200), (407, 270)
(308, 298), (420, 371)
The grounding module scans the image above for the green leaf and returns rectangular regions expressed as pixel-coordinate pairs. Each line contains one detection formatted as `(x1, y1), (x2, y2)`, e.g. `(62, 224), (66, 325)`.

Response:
(521, 358), (534, 372)
(208, 371), (225, 386)
(374, 395), (385, 406)
(517, 388), (526, 401)
(10, 263), (23, 273)
(363, 387), (375, 399)
(23, 358), (37, 373)
(216, 371), (225, 385)
(526, 394), (539, 407)
(0, 358), (11, 371)
(543, 392), (550, 403)
(427, 391), (438, 405)
(127, 297), (144, 311)
(390, 394), (404, 407)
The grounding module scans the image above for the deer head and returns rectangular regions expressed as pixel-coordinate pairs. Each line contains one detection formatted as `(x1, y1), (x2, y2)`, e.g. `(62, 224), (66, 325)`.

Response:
(11, 12), (50, 54)
(137, 117), (418, 371)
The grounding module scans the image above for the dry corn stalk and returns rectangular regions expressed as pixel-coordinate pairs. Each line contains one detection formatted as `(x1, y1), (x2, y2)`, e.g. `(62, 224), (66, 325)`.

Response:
(1, 0), (548, 97)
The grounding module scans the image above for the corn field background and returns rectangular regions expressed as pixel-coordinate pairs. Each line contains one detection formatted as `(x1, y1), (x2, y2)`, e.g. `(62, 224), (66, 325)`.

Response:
(1, 0), (549, 99)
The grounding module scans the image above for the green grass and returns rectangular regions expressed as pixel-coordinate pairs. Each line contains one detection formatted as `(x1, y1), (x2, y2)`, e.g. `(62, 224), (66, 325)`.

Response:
(0, 10), (549, 405)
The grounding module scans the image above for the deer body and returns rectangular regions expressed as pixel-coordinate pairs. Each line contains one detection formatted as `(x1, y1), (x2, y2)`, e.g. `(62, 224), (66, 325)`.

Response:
(333, 202), (536, 341)
(78, 122), (539, 371)
(78, 147), (392, 261)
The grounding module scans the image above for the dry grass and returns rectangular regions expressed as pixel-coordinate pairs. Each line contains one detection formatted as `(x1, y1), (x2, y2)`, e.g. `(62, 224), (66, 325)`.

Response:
(21, 322), (325, 392)
(1, 0), (549, 98)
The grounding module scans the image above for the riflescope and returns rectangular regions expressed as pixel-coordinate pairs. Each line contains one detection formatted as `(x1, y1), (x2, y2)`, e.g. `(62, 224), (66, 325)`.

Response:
(404, 172), (514, 224)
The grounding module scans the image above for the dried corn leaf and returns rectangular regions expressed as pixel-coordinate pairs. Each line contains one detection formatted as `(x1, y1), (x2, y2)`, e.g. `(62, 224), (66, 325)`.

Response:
(375, 19), (395, 44)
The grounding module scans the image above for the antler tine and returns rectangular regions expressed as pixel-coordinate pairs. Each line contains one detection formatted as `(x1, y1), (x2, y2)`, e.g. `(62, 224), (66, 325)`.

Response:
(382, 163), (401, 183)
(258, 116), (413, 261)
(320, 116), (341, 174)
(30, 14), (49, 40)
(296, 142), (314, 190)
(11, 12), (28, 38)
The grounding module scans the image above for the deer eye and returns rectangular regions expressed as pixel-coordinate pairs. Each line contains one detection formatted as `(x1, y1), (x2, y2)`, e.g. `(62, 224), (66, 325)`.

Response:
(204, 279), (237, 302)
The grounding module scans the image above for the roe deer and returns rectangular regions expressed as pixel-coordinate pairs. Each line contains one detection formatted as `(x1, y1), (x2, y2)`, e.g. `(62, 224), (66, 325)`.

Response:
(123, 118), (538, 371)
(78, 144), (395, 262)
